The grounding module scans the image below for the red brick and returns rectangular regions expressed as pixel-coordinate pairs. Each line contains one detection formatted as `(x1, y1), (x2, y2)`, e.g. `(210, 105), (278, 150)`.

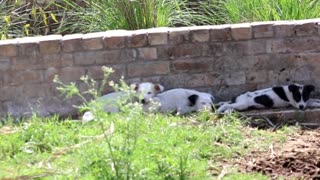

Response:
(95, 49), (136, 64)
(22, 83), (48, 98)
(39, 35), (62, 54)
(82, 32), (105, 50)
(294, 22), (318, 36)
(184, 73), (208, 88)
(0, 86), (23, 101)
(74, 51), (96, 65)
(0, 39), (18, 57)
(161, 44), (210, 59)
(46, 67), (85, 83)
(137, 48), (157, 60)
(172, 60), (211, 73)
(169, 28), (190, 44)
(210, 26), (232, 42)
(274, 23), (295, 37)
(61, 53), (74, 67)
(87, 65), (125, 80)
(252, 23), (274, 38)
(148, 28), (168, 45)
(270, 37), (320, 53)
(11, 55), (44, 70)
(225, 71), (246, 85)
(43, 54), (62, 68)
(103, 36), (126, 49)
(0, 57), (11, 70)
(231, 24), (252, 40)
(246, 70), (268, 83)
(223, 41), (250, 56)
(11, 70), (43, 85)
(61, 34), (84, 52)
(18, 37), (39, 57)
(191, 29), (209, 42)
(127, 61), (170, 77)
(128, 30), (148, 48)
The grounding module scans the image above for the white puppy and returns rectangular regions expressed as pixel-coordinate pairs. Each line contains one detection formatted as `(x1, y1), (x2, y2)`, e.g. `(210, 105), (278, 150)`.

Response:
(82, 82), (164, 122)
(144, 88), (215, 115)
(217, 84), (315, 113)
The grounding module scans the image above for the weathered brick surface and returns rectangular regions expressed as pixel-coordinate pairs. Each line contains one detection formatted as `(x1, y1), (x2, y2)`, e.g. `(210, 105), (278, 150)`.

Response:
(271, 37), (320, 53)
(74, 51), (96, 65)
(191, 29), (210, 43)
(128, 30), (148, 48)
(3, 19), (320, 117)
(82, 32), (105, 50)
(0, 39), (18, 57)
(18, 37), (39, 57)
(10, 70), (43, 85)
(39, 35), (62, 54)
(137, 48), (157, 60)
(210, 25), (232, 42)
(294, 22), (318, 36)
(159, 44), (210, 59)
(0, 57), (11, 70)
(231, 24), (252, 40)
(43, 54), (62, 68)
(172, 59), (212, 73)
(148, 28), (168, 45)
(61, 34), (84, 52)
(169, 28), (190, 44)
(252, 23), (274, 38)
(274, 23), (295, 37)
(127, 61), (170, 77)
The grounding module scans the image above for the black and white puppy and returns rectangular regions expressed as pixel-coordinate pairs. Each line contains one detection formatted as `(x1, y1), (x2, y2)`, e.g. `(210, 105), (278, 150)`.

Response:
(144, 88), (215, 115)
(217, 84), (315, 113)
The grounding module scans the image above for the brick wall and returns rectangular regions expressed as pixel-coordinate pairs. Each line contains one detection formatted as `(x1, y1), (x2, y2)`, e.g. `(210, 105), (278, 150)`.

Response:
(1, 19), (320, 117)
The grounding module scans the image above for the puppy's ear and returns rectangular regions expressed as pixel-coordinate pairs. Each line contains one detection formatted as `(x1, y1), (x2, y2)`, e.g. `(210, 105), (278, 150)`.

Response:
(304, 85), (315, 93)
(130, 83), (139, 91)
(288, 84), (299, 93)
(188, 94), (199, 107)
(154, 84), (164, 92)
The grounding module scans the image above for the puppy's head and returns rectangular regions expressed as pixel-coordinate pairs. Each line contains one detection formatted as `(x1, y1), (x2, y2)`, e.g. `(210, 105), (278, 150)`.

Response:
(288, 84), (315, 110)
(188, 93), (215, 112)
(131, 82), (164, 104)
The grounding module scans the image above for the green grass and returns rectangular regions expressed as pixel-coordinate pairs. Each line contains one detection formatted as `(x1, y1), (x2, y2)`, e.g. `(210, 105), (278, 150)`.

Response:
(202, 0), (320, 24)
(0, 67), (299, 179)
(0, 111), (298, 179)
(54, 0), (202, 34)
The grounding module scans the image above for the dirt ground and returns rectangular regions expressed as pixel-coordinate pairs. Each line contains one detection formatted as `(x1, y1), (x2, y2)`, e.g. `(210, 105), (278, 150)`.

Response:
(237, 129), (320, 179)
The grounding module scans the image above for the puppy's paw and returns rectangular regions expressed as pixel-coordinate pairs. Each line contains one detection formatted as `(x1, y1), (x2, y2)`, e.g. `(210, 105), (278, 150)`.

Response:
(307, 98), (320, 108)
(82, 111), (95, 123)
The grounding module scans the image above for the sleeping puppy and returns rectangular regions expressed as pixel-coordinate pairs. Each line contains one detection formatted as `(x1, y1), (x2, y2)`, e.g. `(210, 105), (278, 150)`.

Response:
(82, 82), (164, 122)
(217, 84), (315, 113)
(144, 88), (215, 115)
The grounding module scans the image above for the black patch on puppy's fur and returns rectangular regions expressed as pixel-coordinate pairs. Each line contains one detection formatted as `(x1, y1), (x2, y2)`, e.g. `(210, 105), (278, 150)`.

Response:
(272, 86), (289, 102)
(302, 85), (315, 102)
(254, 95), (274, 108)
(289, 84), (301, 103)
(188, 94), (199, 107)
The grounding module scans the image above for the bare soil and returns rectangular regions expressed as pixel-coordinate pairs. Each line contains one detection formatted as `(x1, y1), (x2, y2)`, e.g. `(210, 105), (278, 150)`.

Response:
(237, 129), (320, 179)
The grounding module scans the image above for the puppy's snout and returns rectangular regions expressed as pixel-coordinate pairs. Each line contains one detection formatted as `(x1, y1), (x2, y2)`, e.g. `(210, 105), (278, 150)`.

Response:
(141, 99), (146, 104)
(299, 105), (305, 110)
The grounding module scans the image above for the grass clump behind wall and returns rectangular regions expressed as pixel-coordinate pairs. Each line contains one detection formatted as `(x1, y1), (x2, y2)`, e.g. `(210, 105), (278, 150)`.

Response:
(202, 0), (320, 24)
(55, 0), (202, 34)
